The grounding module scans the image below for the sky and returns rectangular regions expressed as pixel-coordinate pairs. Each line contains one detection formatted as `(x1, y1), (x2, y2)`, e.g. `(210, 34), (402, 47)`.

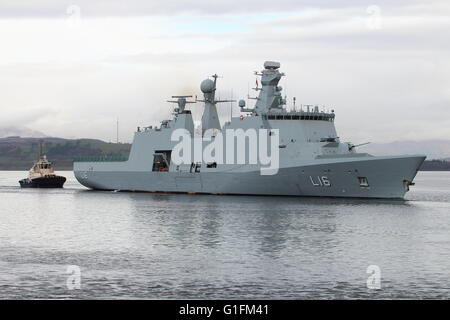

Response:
(0, 0), (449, 143)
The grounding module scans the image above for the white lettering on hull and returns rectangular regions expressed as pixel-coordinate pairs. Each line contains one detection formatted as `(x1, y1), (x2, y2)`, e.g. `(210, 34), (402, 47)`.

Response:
(309, 176), (331, 187)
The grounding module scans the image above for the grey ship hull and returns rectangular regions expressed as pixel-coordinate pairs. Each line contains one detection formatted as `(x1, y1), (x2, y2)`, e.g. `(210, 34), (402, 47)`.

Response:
(73, 61), (426, 199)
(74, 155), (425, 199)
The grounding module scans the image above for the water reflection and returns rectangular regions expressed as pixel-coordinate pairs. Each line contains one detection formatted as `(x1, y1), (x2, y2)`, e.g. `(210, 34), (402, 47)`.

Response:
(0, 171), (449, 299)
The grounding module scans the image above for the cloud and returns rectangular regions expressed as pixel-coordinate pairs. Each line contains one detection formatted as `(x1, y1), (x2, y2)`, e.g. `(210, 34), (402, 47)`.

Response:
(0, 1), (449, 144)
(0, 104), (59, 128)
(0, 0), (434, 17)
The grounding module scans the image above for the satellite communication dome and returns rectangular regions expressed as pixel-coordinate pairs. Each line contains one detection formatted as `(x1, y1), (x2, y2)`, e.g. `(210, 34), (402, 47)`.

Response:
(200, 79), (215, 93)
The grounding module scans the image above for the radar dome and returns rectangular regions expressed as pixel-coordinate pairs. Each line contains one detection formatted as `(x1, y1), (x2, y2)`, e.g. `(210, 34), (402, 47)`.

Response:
(200, 79), (215, 93)
(264, 61), (280, 70)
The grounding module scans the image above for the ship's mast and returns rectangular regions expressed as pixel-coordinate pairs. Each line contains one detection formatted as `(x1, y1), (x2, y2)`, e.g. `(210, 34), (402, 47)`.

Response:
(197, 74), (234, 136)
(253, 61), (285, 114)
(39, 139), (43, 159)
(116, 118), (119, 144)
(167, 95), (196, 114)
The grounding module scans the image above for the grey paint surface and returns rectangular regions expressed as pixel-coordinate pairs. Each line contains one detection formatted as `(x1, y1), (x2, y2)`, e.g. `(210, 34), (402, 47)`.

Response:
(74, 62), (425, 199)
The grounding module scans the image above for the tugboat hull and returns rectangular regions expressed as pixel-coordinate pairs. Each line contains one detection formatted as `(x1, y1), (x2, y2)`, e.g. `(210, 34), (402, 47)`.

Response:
(19, 176), (66, 188)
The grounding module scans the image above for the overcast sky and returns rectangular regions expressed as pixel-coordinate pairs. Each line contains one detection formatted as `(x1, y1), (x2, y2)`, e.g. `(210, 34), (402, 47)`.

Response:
(0, 0), (449, 143)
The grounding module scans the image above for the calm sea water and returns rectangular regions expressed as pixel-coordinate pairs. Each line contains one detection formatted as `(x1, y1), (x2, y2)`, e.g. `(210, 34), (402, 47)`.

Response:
(0, 171), (448, 299)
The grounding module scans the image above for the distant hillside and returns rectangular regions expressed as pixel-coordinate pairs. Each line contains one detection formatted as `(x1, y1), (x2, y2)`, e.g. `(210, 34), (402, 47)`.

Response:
(0, 137), (131, 170)
(1, 137), (449, 171)
(363, 140), (450, 160)
(420, 160), (450, 171)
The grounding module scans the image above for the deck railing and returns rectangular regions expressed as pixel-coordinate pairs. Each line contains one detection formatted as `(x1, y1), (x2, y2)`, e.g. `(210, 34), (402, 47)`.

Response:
(73, 156), (128, 162)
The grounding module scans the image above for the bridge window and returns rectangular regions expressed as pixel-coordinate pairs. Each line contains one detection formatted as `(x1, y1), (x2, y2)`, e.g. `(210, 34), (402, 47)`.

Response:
(264, 114), (334, 121)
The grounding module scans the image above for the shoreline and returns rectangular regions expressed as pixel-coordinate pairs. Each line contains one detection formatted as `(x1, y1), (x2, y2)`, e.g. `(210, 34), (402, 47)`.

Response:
(1, 168), (449, 172)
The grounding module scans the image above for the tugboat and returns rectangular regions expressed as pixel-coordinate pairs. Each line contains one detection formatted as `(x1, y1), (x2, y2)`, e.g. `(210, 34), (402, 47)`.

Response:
(19, 141), (66, 188)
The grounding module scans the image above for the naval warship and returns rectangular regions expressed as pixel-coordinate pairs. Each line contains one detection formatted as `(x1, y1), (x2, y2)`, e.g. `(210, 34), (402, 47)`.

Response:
(74, 61), (425, 198)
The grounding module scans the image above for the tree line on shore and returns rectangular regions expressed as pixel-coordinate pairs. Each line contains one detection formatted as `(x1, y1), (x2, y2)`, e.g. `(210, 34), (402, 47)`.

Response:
(0, 137), (449, 171)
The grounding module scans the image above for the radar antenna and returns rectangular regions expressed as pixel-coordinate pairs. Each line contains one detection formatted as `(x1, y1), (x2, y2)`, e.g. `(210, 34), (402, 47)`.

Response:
(196, 75), (235, 105)
(167, 95), (196, 113)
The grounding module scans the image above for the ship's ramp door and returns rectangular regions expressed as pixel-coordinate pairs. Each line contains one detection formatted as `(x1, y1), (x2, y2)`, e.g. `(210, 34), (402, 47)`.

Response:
(152, 150), (172, 172)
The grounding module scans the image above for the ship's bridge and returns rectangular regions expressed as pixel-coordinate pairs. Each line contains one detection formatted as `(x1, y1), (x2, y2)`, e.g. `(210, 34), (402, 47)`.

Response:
(262, 110), (335, 122)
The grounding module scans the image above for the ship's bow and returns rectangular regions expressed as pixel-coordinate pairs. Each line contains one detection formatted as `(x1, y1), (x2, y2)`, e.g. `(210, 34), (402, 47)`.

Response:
(349, 154), (426, 198)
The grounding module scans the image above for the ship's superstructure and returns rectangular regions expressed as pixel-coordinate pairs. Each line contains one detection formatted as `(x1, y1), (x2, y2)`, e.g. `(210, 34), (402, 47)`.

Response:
(73, 61), (425, 198)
